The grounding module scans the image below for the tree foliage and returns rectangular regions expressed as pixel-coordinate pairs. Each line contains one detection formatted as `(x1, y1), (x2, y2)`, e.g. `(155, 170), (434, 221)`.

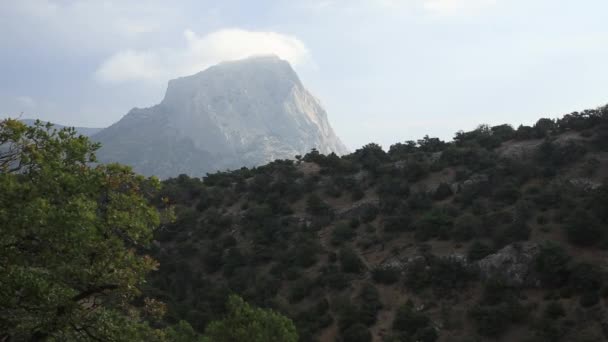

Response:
(0, 119), (166, 341)
(203, 295), (298, 342)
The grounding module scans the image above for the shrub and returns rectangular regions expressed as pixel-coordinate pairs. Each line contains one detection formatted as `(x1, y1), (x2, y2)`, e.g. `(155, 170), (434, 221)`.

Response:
(358, 284), (382, 325)
(565, 209), (603, 246)
(579, 291), (600, 308)
(306, 194), (331, 216)
(360, 204), (380, 223)
(535, 243), (571, 288)
(331, 222), (356, 245)
(383, 215), (412, 233)
(414, 209), (453, 241)
(543, 301), (565, 319)
(467, 241), (493, 261)
(340, 248), (365, 273)
(569, 262), (604, 293)
(341, 323), (372, 342)
(452, 214), (482, 242)
(433, 183), (453, 201)
(290, 277), (315, 302)
(469, 303), (512, 337)
(372, 267), (401, 284)
(392, 305), (435, 340)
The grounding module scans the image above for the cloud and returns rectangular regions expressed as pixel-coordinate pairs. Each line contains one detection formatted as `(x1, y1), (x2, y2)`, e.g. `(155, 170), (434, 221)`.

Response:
(95, 29), (311, 84)
(422, 0), (497, 13)
(16, 96), (36, 108)
(95, 50), (167, 84)
(305, 0), (497, 14)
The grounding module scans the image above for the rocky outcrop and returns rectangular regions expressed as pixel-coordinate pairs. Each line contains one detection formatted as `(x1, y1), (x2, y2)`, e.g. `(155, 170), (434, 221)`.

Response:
(93, 55), (348, 178)
(476, 242), (540, 287)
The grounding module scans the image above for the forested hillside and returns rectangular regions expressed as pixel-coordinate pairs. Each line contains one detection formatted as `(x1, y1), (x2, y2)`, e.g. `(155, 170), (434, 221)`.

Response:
(148, 106), (608, 342)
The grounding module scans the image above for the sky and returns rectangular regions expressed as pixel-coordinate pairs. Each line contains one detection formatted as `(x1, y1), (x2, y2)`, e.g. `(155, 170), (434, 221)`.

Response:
(1, 0), (608, 150)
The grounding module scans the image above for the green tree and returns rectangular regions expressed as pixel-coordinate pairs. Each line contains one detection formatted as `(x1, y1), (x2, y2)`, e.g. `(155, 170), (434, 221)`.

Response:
(165, 321), (205, 342)
(0, 119), (166, 341)
(203, 295), (298, 342)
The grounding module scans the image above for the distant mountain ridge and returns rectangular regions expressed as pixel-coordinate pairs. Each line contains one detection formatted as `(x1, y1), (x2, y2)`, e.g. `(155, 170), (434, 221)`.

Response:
(93, 55), (348, 178)
(21, 119), (103, 137)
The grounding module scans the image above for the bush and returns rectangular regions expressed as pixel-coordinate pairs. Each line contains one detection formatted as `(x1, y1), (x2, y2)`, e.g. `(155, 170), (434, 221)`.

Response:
(392, 305), (436, 341)
(306, 194), (331, 216)
(360, 204), (380, 223)
(290, 277), (315, 302)
(358, 284), (382, 325)
(340, 248), (365, 273)
(543, 301), (565, 319)
(341, 323), (372, 342)
(469, 303), (512, 337)
(331, 222), (356, 245)
(414, 209), (453, 241)
(383, 215), (412, 233)
(535, 243), (571, 288)
(372, 267), (401, 284)
(565, 209), (603, 246)
(579, 291), (600, 308)
(452, 214), (482, 242)
(467, 241), (493, 261)
(569, 262), (604, 293)
(433, 183), (453, 201)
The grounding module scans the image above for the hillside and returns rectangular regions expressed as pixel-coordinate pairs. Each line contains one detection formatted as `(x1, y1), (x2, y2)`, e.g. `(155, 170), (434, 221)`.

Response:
(93, 55), (348, 178)
(146, 107), (608, 342)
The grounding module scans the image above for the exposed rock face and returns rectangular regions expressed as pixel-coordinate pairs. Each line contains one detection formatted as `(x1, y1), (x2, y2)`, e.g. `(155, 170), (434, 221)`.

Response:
(93, 55), (348, 178)
(477, 242), (540, 287)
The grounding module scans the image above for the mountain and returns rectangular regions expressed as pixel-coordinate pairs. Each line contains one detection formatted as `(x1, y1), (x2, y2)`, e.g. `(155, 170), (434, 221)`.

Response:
(21, 119), (103, 137)
(147, 106), (608, 341)
(93, 55), (348, 178)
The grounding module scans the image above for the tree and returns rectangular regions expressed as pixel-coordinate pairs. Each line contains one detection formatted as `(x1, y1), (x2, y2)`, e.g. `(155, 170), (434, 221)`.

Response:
(0, 119), (166, 341)
(203, 295), (298, 342)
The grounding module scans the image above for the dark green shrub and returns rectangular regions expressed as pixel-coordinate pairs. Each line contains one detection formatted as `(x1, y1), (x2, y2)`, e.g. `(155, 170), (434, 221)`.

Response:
(340, 248), (365, 273)
(543, 301), (565, 319)
(414, 209), (453, 241)
(358, 284), (382, 325)
(467, 241), (493, 261)
(306, 194), (331, 216)
(360, 204), (379, 223)
(469, 303), (512, 337)
(392, 305), (433, 337)
(433, 183), (453, 201)
(565, 209), (603, 246)
(383, 215), (412, 233)
(372, 267), (401, 284)
(579, 291), (600, 308)
(535, 243), (571, 288)
(452, 214), (482, 242)
(569, 262), (603, 293)
(331, 222), (356, 245)
(290, 277), (314, 302)
(341, 323), (372, 342)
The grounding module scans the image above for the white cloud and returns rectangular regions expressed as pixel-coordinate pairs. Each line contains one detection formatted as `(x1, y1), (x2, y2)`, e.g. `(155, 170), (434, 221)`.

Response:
(306, 0), (497, 14)
(95, 50), (167, 84)
(95, 28), (311, 84)
(16, 96), (36, 108)
(423, 0), (497, 13)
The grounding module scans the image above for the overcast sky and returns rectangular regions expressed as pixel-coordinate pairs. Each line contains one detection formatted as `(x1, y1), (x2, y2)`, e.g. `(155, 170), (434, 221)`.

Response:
(2, 0), (608, 150)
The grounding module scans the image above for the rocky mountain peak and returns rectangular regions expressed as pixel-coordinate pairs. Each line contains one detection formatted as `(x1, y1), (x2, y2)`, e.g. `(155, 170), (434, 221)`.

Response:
(93, 56), (348, 178)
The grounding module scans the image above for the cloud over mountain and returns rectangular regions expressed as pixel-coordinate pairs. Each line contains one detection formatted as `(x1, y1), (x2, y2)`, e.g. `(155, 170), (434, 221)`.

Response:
(95, 29), (311, 84)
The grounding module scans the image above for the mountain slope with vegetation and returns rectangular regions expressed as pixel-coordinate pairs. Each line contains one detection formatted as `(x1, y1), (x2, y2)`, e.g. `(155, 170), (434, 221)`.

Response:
(148, 106), (608, 342)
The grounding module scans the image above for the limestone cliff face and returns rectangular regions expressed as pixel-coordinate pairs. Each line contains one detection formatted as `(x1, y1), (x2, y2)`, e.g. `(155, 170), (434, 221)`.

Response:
(93, 55), (348, 178)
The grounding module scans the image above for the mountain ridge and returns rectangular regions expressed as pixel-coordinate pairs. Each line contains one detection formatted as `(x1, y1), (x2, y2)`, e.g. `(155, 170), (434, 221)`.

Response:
(93, 55), (348, 178)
